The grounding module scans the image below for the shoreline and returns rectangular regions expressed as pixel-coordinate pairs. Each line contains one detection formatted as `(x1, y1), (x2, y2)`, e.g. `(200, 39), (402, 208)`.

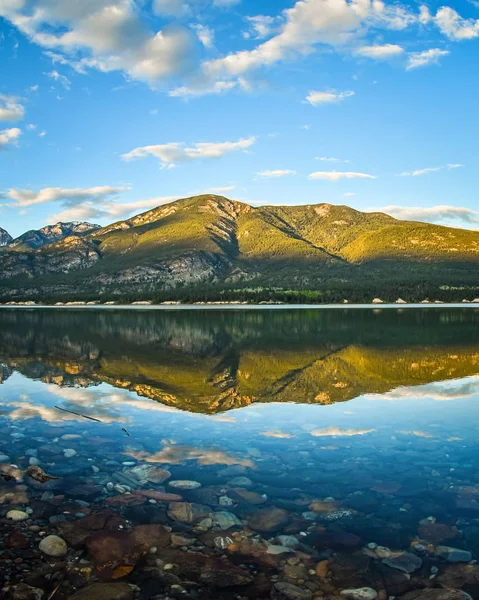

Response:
(0, 302), (478, 310)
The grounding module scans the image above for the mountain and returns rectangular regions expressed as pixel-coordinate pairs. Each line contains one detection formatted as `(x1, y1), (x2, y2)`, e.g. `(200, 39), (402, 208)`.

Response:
(0, 308), (477, 413)
(0, 227), (13, 247)
(0, 195), (478, 302)
(7, 221), (101, 250)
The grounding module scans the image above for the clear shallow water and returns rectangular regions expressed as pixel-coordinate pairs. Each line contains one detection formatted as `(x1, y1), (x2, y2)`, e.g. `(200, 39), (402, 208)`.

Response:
(1, 308), (479, 600)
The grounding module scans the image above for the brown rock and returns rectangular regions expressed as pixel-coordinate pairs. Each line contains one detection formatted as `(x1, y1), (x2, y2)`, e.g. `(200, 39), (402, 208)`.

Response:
(418, 522), (457, 544)
(134, 489), (182, 502)
(131, 524), (170, 549)
(10, 584), (44, 600)
(228, 488), (267, 505)
(271, 582), (313, 600)
(105, 494), (145, 507)
(399, 590), (472, 600)
(167, 502), (210, 524)
(145, 467), (171, 484)
(86, 524), (170, 574)
(315, 530), (361, 551)
(68, 583), (133, 600)
(170, 551), (254, 587)
(7, 530), (30, 549)
(436, 563), (479, 588)
(247, 507), (290, 532)
(316, 560), (329, 579)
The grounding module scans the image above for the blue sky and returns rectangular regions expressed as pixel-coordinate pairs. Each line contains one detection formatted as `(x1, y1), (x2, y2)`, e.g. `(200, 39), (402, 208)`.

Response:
(0, 0), (478, 237)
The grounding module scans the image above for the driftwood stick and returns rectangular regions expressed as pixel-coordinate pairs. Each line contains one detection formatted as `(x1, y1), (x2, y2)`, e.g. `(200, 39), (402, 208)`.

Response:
(54, 405), (102, 422)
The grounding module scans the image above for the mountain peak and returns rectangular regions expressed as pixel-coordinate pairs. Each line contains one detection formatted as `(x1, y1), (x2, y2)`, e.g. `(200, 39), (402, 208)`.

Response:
(0, 227), (13, 247)
(8, 221), (101, 250)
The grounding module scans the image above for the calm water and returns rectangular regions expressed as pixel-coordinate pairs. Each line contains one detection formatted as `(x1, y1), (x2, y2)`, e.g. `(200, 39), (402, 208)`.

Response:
(1, 307), (479, 599)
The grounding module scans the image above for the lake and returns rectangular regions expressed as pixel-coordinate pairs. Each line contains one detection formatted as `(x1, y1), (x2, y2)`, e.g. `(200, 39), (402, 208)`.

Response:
(1, 307), (479, 600)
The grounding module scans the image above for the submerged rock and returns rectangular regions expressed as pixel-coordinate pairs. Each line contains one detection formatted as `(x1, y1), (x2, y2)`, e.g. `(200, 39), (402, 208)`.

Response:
(39, 535), (68, 557)
(247, 507), (289, 532)
(436, 546), (473, 562)
(6, 510), (29, 522)
(271, 582), (313, 600)
(383, 552), (422, 573)
(399, 591), (472, 600)
(341, 588), (378, 600)
(167, 502), (210, 524)
(68, 583), (133, 600)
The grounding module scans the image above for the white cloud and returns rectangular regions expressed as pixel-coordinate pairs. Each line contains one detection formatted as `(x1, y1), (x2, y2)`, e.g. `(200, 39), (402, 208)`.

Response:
(308, 171), (376, 181)
(257, 169), (296, 178)
(202, 0), (387, 82)
(344, 192), (357, 196)
(0, 1), (196, 85)
(52, 195), (180, 222)
(373, 205), (479, 229)
(7, 185), (129, 208)
(317, 156), (350, 163)
(0, 94), (25, 122)
(406, 48), (450, 70)
(39, 130), (47, 137)
(5, 185), (180, 224)
(45, 70), (71, 89)
(122, 136), (256, 168)
(310, 426), (375, 437)
(433, 6), (479, 40)
(243, 15), (278, 40)
(193, 24), (214, 49)
(153, 0), (189, 17)
(169, 79), (239, 97)
(399, 163), (464, 176)
(355, 43), (404, 58)
(204, 185), (235, 194)
(0, 127), (21, 149)
(305, 90), (355, 106)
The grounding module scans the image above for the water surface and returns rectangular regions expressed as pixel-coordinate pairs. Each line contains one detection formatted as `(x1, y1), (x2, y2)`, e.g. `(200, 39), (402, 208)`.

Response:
(1, 307), (479, 599)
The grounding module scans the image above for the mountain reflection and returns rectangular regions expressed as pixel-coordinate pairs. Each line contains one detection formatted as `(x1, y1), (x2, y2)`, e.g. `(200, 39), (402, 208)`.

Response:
(0, 307), (478, 413)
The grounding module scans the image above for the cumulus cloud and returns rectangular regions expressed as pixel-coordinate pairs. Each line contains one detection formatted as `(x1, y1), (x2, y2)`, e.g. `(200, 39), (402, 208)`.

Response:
(0, 0), (196, 85)
(355, 43), (404, 58)
(243, 15), (279, 40)
(308, 170), (376, 181)
(204, 185), (235, 194)
(406, 48), (450, 70)
(317, 156), (350, 163)
(122, 136), (256, 167)
(305, 90), (355, 106)
(51, 195), (180, 222)
(398, 163), (463, 176)
(433, 6), (479, 40)
(169, 79), (240, 97)
(310, 426), (376, 437)
(0, 127), (21, 149)
(373, 205), (479, 229)
(7, 185), (129, 208)
(193, 24), (214, 49)
(257, 169), (296, 178)
(0, 94), (25, 122)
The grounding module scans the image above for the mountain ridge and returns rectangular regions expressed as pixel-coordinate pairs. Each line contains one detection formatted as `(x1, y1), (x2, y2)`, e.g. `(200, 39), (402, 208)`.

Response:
(0, 226), (13, 247)
(0, 195), (478, 303)
(6, 221), (101, 250)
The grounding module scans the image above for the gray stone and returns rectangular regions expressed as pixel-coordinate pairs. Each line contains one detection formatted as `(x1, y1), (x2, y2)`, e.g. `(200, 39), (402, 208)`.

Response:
(271, 582), (313, 600)
(383, 552), (422, 573)
(436, 545), (473, 562)
(341, 588), (377, 600)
